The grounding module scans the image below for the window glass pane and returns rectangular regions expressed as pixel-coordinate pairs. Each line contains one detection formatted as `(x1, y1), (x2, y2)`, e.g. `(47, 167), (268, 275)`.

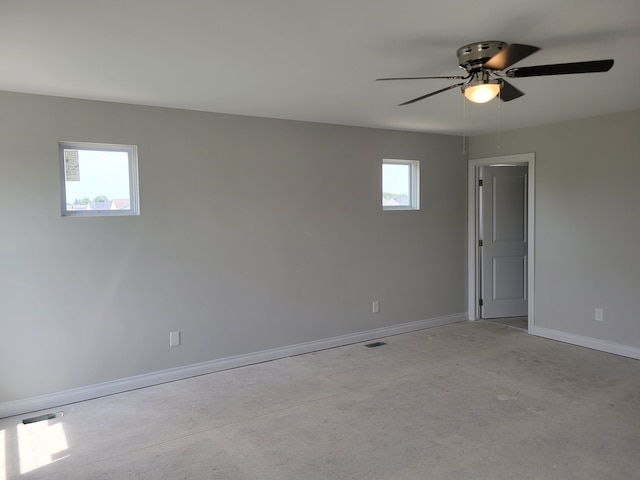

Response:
(64, 149), (131, 211)
(383, 163), (411, 206)
(60, 142), (138, 216)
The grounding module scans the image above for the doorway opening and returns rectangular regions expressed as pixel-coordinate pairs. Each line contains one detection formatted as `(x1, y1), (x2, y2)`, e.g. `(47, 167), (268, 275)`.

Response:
(482, 316), (528, 330)
(467, 153), (535, 333)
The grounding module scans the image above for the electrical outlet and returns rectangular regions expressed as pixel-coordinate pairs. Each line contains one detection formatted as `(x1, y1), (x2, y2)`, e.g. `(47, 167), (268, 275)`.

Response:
(595, 308), (604, 322)
(372, 301), (380, 314)
(169, 331), (180, 347)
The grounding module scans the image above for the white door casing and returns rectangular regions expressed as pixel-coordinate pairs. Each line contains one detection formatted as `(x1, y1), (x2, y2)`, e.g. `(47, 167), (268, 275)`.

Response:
(467, 153), (535, 333)
(480, 166), (528, 318)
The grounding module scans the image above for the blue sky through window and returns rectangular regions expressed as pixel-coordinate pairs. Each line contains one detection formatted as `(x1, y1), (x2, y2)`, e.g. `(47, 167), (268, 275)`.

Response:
(64, 149), (130, 203)
(382, 163), (410, 196)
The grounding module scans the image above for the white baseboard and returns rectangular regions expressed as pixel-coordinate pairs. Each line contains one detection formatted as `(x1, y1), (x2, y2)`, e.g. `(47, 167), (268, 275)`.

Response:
(0, 312), (468, 419)
(533, 326), (640, 360)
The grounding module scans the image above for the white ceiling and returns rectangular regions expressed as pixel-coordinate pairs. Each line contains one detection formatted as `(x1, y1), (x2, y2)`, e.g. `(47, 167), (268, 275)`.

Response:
(1, 0), (639, 135)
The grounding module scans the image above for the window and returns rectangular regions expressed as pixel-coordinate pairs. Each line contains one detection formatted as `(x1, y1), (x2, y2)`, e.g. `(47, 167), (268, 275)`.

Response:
(60, 142), (139, 216)
(382, 159), (419, 210)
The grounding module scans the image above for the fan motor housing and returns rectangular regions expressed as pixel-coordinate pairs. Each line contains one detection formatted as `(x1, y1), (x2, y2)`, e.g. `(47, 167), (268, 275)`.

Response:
(457, 41), (507, 71)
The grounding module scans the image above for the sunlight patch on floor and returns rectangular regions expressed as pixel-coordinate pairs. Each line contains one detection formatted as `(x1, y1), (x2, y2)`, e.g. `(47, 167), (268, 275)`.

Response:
(17, 420), (69, 475)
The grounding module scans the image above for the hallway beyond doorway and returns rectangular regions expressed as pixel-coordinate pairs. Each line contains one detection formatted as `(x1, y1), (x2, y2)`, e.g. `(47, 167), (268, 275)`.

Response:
(483, 316), (528, 330)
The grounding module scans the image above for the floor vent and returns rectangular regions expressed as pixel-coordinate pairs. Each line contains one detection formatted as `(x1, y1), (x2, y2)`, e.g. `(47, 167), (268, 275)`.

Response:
(364, 341), (386, 348)
(22, 412), (62, 424)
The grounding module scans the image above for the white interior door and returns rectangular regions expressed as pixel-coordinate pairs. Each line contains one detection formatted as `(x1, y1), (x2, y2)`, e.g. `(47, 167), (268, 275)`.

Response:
(480, 166), (528, 319)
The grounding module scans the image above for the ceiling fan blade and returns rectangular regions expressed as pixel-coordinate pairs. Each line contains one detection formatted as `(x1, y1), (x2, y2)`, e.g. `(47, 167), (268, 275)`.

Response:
(398, 83), (466, 106)
(483, 43), (540, 71)
(377, 75), (468, 81)
(506, 59), (614, 77)
(499, 80), (525, 102)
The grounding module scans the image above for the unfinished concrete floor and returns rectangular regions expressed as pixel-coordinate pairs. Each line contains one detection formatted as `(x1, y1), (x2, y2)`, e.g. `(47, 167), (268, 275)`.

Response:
(2, 320), (639, 479)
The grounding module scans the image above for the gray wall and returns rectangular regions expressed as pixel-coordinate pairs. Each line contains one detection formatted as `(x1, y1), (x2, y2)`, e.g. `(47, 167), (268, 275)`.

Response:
(470, 109), (640, 349)
(0, 91), (467, 403)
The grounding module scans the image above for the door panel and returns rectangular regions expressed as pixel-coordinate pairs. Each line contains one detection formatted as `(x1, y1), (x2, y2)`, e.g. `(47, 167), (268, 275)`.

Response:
(493, 175), (526, 242)
(481, 166), (528, 318)
(492, 256), (526, 300)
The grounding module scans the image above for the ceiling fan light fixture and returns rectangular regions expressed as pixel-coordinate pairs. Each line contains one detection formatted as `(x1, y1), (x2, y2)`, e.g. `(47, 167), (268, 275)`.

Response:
(380, 41), (614, 107)
(463, 79), (501, 103)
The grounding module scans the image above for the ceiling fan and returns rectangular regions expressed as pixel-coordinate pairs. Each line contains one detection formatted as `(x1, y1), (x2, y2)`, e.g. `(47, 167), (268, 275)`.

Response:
(377, 41), (614, 105)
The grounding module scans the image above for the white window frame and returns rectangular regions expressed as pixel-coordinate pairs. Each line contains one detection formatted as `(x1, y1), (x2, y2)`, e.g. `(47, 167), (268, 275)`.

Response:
(59, 142), (140, 217)
(382, 159), (420, 211)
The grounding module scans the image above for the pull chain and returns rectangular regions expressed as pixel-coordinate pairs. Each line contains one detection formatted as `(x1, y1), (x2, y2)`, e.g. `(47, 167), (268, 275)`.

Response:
(462, 94), (467, 155)
(497, 83), (502, 150)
